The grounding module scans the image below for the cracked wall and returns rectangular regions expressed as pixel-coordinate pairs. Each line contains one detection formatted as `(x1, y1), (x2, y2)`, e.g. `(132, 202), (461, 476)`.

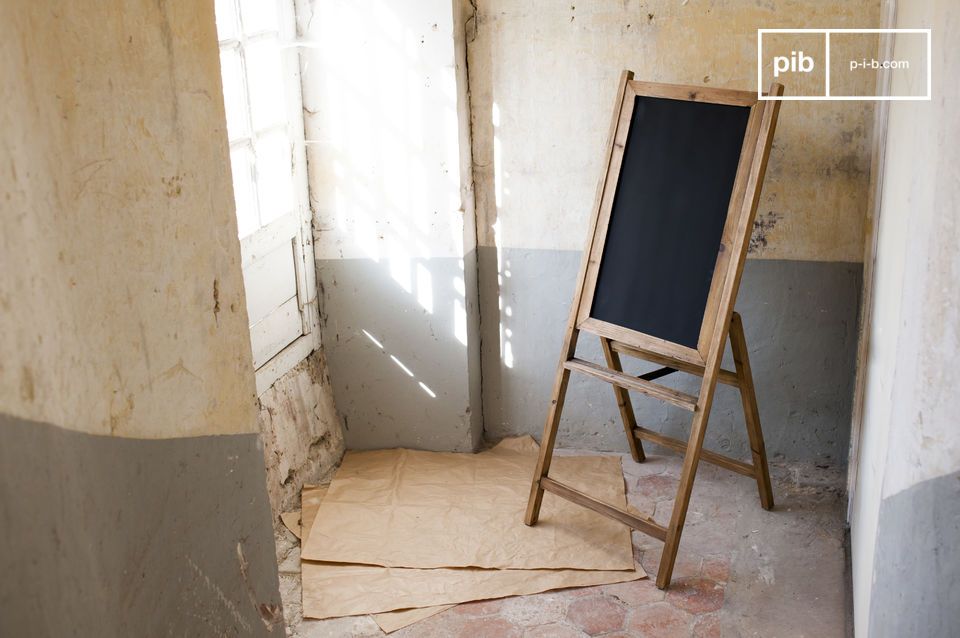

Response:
(257, 350), (345, 518)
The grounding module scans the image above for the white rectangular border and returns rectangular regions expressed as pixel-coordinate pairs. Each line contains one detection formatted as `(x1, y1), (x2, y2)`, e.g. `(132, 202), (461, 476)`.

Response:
(757, 28), (932, 101)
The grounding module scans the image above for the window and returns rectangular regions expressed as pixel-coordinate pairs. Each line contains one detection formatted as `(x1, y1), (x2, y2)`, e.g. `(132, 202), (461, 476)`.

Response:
(215, 0), (319, 394)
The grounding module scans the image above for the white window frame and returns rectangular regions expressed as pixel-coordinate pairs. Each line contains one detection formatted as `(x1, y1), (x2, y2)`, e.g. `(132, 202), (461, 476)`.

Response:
(216, 0), (319, 395)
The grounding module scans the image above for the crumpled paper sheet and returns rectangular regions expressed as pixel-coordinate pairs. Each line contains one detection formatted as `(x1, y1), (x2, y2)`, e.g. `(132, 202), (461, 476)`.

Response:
(299, 485), (453, 631)
(371, 605), (453, 634)
(301, 554), (643, 620)
(302, 436), (634, 571)
(279, 483), (323, 540)
(300, 484), (324, 539)
(299, 438), (645, 621)
(280, 511), (301, 539)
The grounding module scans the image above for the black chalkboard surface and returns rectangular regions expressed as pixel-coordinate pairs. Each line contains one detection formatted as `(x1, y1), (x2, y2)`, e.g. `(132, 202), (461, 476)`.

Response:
(589, 96), (751, 348)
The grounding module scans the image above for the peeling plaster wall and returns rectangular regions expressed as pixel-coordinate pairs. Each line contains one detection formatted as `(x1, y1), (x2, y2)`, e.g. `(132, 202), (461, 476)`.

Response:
(467, 0), (876, 463)
(850, 1), (960, 634)
(0, 1), (281, 634)
(257, 350), (345, 517)
(297, 0), (482, 451)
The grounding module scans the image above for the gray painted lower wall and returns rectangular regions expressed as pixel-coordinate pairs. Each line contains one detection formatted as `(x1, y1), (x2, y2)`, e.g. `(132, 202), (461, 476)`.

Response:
(868, 470), (960, 637)
(317, 255), (481, 451)
(480, 248), (862, 465)
(0, 414), (283, 638)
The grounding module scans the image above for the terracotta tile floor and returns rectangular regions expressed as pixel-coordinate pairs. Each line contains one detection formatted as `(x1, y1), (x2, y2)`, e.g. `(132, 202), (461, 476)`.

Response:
(278, 448), (849, 637)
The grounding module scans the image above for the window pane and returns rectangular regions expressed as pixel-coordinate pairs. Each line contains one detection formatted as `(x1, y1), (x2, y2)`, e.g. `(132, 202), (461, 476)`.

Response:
(239, 0), (279, 35)
(255, 132), (294, 224)
(214, 0), (239, 41)
(245, 37), (287, 132)
(219, 48), (249, 141)
(230, 146), (259, 237)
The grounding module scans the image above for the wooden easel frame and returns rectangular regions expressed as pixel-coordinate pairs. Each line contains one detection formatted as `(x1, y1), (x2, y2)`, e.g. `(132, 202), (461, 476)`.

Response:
(525, 71), (783, 590)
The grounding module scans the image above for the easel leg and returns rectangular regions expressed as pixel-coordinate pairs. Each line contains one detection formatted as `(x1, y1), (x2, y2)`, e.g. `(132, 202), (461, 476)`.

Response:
(657, 401), (712, 589)
(729, 312), (774, 510)
(600, 337), (645, 463)
(525, 331), (579, 526)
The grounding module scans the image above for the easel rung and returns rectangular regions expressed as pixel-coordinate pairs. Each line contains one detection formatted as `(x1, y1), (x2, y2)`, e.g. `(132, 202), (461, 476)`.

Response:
(540, 476), (668, 541)
(633, 426), (756, 477)
(610, 341), (740, 387)
(564, 358), (698, 412)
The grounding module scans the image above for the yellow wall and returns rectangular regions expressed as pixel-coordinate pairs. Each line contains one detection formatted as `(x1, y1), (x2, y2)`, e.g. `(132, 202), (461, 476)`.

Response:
(468, 0), (879, 262)
(0, 1), (258, 438)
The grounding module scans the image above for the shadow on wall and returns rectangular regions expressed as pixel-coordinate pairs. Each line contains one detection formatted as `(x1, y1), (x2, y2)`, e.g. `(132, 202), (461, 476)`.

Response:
(316, 255), (475, 450)
(300, 0), (477, 451)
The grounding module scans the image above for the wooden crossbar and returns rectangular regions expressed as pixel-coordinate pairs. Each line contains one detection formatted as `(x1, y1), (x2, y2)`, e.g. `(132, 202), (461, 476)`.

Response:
(610, 340), (741, 387)
(633, 426), (755, 477)
(540, 477), (668, 541)
(563, 358), (698, 412)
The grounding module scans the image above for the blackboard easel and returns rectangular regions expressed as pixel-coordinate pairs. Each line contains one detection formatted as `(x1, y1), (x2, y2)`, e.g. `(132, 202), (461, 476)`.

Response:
(525, 72), (783, 590)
